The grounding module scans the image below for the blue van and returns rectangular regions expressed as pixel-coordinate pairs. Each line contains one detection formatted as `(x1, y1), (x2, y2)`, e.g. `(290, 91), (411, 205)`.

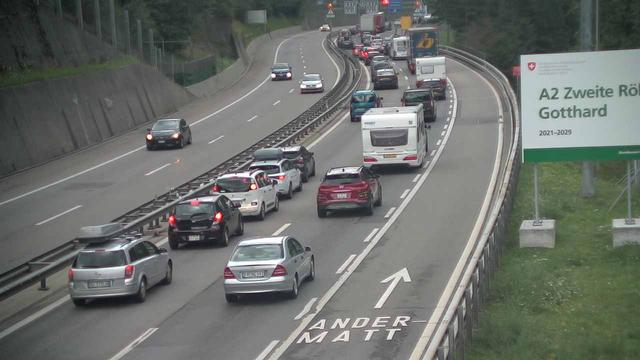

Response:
(350, 90), (382, 122)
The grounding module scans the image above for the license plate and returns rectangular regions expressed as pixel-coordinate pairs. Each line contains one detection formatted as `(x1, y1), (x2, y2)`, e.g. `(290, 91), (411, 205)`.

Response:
(88, 280), (110, 288)
(383, 154), (397, 158)
(188, 235), (201, 241)
(241, 271), (265, 279)
(158, 140), (165, 144)
(336, 193), (349, 199)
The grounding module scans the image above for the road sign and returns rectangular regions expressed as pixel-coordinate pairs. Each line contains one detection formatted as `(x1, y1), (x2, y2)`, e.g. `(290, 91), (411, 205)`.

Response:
(521, 49), (640, 162)
(344, 1), (357, 15)
(388, 0), (402, 13)
(326, 9), (336, 18)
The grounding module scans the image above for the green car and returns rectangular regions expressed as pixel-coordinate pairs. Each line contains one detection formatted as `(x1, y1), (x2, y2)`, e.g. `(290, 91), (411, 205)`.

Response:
(350, 90), (382, 122)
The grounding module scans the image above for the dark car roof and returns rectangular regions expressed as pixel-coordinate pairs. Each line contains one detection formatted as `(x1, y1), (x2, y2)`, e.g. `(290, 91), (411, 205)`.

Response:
(178, 195), (221, 205)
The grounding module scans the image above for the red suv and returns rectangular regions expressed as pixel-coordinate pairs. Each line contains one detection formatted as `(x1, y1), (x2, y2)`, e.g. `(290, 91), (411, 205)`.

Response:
(316, 166), (382, 218)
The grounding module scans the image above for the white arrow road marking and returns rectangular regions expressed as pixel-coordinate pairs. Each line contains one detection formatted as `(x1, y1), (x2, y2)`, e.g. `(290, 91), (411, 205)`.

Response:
(294, 297), (318, 320)
(208, 135), (224, 144)
(375, 268), (412, 309)
(109, 328), (158, 360)
(145, 163), (171, 176)
(255, 340), (280, 360)
(35, 205), (82, 226)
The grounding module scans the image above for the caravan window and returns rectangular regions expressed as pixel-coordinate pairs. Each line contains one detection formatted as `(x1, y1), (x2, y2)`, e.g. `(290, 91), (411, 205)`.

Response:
(420, 65), (435, 74)
(370, 129), (408, 147)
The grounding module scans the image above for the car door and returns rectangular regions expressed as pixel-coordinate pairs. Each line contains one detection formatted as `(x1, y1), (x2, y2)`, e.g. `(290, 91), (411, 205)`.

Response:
(285, 160), (300, 188)
(291, 238), (309, 277)
(129, 243), (153, 284)
(362, 169), (378, 199)
(217, 197), (236, 232)
(286, 238), (303, 276)
(257, 173), (275, 208)
(142, 241), (163, 285)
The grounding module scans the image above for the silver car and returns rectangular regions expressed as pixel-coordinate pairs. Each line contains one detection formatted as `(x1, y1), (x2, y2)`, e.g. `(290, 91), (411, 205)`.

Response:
(68, 238), (172, 306)
(300, 73), (324, 93)
(223, 236), (315, 302)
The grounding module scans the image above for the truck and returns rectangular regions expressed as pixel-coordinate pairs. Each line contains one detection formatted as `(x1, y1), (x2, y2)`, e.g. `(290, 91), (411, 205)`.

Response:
(360, 12), (385, 34)
(406, 26), (439, 74)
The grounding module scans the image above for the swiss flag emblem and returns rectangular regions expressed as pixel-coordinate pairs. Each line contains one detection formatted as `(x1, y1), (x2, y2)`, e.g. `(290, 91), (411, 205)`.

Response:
(527, 62), (537, 71)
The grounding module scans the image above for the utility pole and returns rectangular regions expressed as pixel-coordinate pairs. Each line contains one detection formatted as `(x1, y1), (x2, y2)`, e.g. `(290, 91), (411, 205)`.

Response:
(579, 0), (596, 197)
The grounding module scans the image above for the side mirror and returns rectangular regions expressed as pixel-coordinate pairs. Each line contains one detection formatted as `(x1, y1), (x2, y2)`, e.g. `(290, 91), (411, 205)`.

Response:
(158, 248), (168, 253)
(305, 246), (312, 252)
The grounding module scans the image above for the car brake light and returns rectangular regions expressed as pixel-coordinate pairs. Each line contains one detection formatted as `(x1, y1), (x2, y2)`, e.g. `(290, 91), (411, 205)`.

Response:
(278, 175), (286, 181)
(212, 185), (220, 192)
(67, 268), (74, 281)
(190, 199), (200, 206)
(146, 134), (153, 141)
(250, 183), (257, 190)
(213, 211), (223, 223)
(364, 156), (378, 162)
(124, 265), (135, 279)
(272, 264), (288, 277)
(168, 214), (176, 227)
(224, 267), (235, 279)
(403, 155), (418, 161)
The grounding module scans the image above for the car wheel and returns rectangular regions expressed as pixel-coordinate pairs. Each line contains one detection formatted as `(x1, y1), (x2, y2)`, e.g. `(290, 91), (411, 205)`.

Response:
(311, 163), (316, 177)
(317, 205), (327, 218)
(146, 144), (153, 151)
(350, 116), (356, 122)
(257, 203), (266, 220)
(72, 298), (86, 307)
(236, 215), (244, 235)
(302, 171), (308, 183)
(296, 180), (302, 192)
(161, 261), (173, 285)
(188, 133), (192, 144)
(273, 197), (279, 212)
(219, 227), (230, 247)
(286, 183), (293, 199)
(374, 186), (382, 207)
(225, 294), (239, 303)
(308, 257), (315, 281)
(178, 137), (184, 149)
(168, 236), (179, 250)
(288, 275), (299, 299)
(135, 278), (147, 303)
(364, 195), (374, 216)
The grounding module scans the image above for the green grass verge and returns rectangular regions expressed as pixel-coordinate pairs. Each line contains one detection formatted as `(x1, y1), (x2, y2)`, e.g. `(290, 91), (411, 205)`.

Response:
(469, 161), (640, 359)
(0, 56), (138, 88)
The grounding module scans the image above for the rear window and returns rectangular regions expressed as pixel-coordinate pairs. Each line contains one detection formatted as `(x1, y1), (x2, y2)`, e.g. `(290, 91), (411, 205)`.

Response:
(324, 173), (361, 185)
(249, 165), (281, 175)
(282, 151), (300, 159)
(216, 177), (254, 193)
(352, 94), (375, 103)
(175, 202), (215, 217)
(74, 250), (127, 268)
(404, 91), (431, 102)
(370, 129), (409, 147)
(253, 148), (283, 160)
(420, 65), (435, 74)
(231, 244), (284, 261)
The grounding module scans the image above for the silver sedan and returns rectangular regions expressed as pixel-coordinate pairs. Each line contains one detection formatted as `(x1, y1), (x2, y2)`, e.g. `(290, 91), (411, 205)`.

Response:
(223, 236), (315, 302)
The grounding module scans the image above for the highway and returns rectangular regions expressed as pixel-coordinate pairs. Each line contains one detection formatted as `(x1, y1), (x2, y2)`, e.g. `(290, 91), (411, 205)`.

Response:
(0, 29), (509, 360)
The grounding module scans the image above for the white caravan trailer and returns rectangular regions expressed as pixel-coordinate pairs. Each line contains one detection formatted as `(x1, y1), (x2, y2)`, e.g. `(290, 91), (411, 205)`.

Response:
(391, 36), (408, 60)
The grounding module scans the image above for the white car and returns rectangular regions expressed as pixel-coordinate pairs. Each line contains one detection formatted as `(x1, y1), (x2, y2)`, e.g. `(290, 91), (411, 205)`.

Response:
(212, 170), (278, 220)
(249, 159), (302, 199)
(319, 24), (331, 32)
(300, 73), (324, 94)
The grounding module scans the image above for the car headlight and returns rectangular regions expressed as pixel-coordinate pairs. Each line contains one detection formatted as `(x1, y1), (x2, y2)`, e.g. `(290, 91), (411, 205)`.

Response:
(271, 73), (276, 78)
(286, 72), (291, 78)
(146, 134), (153, 140)
(171, 133), (180, 139)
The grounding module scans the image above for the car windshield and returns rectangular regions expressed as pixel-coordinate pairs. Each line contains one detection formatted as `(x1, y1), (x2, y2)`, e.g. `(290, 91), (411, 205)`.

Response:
(74, 250), (127, 269)
(303, 74), (321, 81)
(324, 173), (361, 185)
(231, 244), (284, 261)
(175, 202), (215, 217)
(152, 120), (179, 131)
(272, 63), (288, 70)
(404, 91), (431, 102)
(215, 177), (254, 193)
(249, 165), (281, 175)
(352, 94), (375, 103)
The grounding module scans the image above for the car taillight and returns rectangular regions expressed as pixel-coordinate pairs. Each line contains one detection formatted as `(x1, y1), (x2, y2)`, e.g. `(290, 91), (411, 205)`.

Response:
(124, 265), (135, 279)
(224, 267), (235, 279)
(278, 175), (286, 181)
(146, 133), (153, 141)
(212, 185), (220, 193)
(364, 156), (378, 162)
(272, 264), (287, 277)
(168, 214), (176, 227)
(403, 154), (418, 161)
(213, 211), (223, 223)
(67, 268), (74, 281)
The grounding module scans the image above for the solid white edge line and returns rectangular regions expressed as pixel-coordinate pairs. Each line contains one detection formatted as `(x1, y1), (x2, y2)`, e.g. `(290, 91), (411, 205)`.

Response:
(363, 228), (379, 243)
(321, 36), (341, 89)
(400, 189), (410, 199)
(109, 327), (158, 360)
(0, 31), (313, 208)
(411, 58), (505, 360)
(384, 207), (396, 219)
(255, 340), (281, 360)
(144, 163), (171, 176)
(267, 77), (459, 360)
(35, 205), (83, 226)
(0, 295), (70, 341)
(208, 135), (225, 144)
(294, 297), (318, 320)
(335, 254), (357, 274)
(272, 223), (291, 236)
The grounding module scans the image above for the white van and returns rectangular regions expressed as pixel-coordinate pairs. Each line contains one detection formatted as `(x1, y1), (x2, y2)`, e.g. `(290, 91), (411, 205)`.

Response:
(415, 56), (447, 99)
(361, 106), (428, 168)
(391, 36), (408, 60)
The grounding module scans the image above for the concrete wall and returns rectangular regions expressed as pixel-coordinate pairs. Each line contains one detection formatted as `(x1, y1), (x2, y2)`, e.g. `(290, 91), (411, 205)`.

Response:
(0, 63), (194, 175)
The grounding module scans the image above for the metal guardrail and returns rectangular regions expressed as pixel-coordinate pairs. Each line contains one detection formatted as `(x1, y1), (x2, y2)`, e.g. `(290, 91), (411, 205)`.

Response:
(417, 46), (522, 359)
(0, 32), (361, 299)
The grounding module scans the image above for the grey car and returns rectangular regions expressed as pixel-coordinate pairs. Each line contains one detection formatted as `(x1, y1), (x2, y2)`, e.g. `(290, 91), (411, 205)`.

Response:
(223, 236), (315, 303)
(68, 238), (172, 306)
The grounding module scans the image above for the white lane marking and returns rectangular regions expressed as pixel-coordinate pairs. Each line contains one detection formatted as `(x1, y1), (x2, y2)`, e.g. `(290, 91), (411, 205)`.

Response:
(336, 254), (357, 274)
(302, 59), (305, 63)
(400, 189), (410, 199)
(363, 228), (379, 243)
(35, 205), (82, 226)
(208, 135), (224, 144)
(444, 124), (449, 130)
(294, 297), (318, 320)
(289, 89), (294, 93)
(272, 223), (291, 236)
(431, 149), (437, 156)
(303, 65), (307, 69)
(413, 60), (504, 360)
(449, 104), (453, 109)
(247, 115), (259, 123)
(256, 340), (280, 360)
(0, 32), (313, 207)
(157, 237), (168, 246)
(448, 110), (452, 115)
(436, 139), (442, 146)
(273, 100), (281, 106)
(144, 163), (171, 176)
(412, 174), (421, 183)
(267, 78), (460, 360)
(440, 131), (446, 137)
(384, 207), (396, 219)
(422, 161), (431, 169)
(412, 320), (428, 323)
(404, 75), (409, 80)
(321, 36), (342, 88)
(109, 327), (158, 360)
(407, 85), (411, 89)
(0, 295), (70, 341)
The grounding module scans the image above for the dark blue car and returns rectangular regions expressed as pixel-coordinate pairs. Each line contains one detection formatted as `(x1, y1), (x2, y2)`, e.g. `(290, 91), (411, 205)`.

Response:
(271, 63), (293, 80)
(350, 90), (382, 122)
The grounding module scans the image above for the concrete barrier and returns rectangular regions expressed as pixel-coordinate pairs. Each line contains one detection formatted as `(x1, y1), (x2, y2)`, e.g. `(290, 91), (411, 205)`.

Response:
(0, 63), (194, 176)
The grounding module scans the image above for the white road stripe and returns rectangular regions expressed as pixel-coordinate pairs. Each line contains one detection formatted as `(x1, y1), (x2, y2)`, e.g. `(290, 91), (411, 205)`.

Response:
(35, 205), (83, 226)
(440, 130), (446, 137)
(255, 340), (280, 360)
(144, 163), (171, 176)
(302, 59), (305, 63)
(436, 139), (442, 146)
(294, 297), (318, 320)
(272, 223), (291, 236)
(412, 320), (428, 323)
(412, 174), (421, 183)
(407, 85), (411, 89)
(400, 189), (410, 199)
(109, 327), (158, 360)
(208, 135), (224, 144)
(363, 228), (379, 243)
(336, 254), (357, 274)
(448, 110), (452, 115)
(157, 237), (168, 246)
(273, 100), (281, 106)
(404, 75), (409, 80)
(247, 115), (259, 122)
(444, 124), (448, 130)
(446, 117), (451, 123)
(289, 89), (294, 93)
(0, 295), (70, 341)
(422, 160), (431, 169)
(384, 207), (396, 219)
(431, 149), (437, 156)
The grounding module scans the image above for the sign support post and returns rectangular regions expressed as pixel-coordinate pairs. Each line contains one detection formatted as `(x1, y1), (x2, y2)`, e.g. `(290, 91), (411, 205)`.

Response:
(533, 164), (541, 226)
(626, 161), (635, 225)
